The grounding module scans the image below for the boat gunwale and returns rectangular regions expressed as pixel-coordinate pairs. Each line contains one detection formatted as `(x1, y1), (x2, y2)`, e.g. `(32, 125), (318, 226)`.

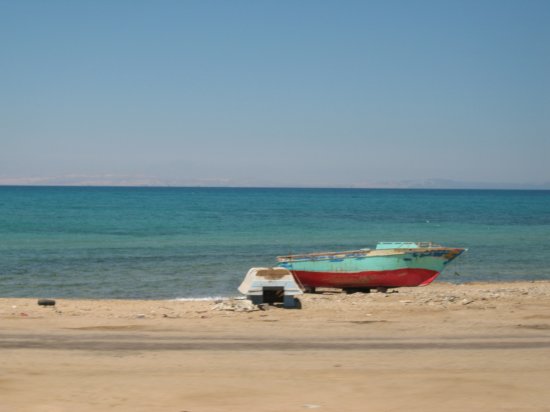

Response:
(277, 246), (465, 262)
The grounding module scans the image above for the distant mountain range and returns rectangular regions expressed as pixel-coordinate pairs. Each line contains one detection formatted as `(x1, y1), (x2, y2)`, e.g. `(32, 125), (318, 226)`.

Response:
(0, 175), (549, 190)
(348, 178), (550, 190)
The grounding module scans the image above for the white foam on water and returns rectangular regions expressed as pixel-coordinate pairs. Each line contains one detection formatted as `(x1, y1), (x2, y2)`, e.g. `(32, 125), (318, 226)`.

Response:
(172, 296), (242, 302)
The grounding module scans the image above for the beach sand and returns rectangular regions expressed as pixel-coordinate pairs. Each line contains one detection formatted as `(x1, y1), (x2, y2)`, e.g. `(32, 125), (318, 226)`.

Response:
(1, 281), (550, 412)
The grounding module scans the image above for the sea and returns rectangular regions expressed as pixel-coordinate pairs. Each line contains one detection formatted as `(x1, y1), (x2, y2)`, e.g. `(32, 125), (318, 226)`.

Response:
(1, 186), (549, 299)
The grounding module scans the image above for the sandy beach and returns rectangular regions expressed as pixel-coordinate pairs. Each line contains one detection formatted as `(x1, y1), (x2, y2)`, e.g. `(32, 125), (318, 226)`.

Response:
(1, 281), (550, 412)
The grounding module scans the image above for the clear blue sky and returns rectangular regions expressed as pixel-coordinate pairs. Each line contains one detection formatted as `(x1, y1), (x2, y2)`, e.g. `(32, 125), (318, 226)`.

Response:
(1, 0), (549, 187)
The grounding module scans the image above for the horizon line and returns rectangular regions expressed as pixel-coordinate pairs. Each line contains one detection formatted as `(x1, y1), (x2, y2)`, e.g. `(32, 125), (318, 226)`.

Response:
(1, 184), (549, 191)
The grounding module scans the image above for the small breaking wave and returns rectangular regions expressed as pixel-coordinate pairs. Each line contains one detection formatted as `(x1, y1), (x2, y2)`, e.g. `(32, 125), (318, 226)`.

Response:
(172, 296), (243, 302)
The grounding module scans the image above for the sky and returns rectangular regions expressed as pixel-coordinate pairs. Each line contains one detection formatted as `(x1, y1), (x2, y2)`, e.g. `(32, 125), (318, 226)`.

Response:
(1, 0), (549, 188)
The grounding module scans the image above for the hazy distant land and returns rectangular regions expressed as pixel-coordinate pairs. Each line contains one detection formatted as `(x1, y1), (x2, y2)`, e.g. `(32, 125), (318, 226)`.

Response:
(1, 175), (549, 190)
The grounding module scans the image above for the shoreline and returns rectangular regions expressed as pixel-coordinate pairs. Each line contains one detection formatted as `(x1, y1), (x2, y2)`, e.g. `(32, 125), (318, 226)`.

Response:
(3, 279), (548, 302)
(2, 280), (550, 411)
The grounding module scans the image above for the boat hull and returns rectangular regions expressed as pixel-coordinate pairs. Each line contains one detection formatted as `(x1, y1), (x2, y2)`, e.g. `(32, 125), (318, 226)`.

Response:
(277, 246), (464, 289)
(290, 267), (439, 288)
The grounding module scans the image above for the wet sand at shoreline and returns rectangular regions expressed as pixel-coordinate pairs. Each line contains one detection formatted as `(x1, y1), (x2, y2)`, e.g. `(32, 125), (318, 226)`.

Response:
(1, 281), (550, 411)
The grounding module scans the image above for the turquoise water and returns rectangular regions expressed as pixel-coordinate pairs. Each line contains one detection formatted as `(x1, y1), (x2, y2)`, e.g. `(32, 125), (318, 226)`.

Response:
(1, 186), (549, 299)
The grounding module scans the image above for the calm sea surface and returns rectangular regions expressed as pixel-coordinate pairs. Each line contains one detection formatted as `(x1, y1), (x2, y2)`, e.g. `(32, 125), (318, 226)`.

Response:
(1, 186), (549, 299)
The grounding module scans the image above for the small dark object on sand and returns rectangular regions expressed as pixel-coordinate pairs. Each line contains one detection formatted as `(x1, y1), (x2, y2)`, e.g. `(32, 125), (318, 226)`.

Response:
(37, 299), (56, 307)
